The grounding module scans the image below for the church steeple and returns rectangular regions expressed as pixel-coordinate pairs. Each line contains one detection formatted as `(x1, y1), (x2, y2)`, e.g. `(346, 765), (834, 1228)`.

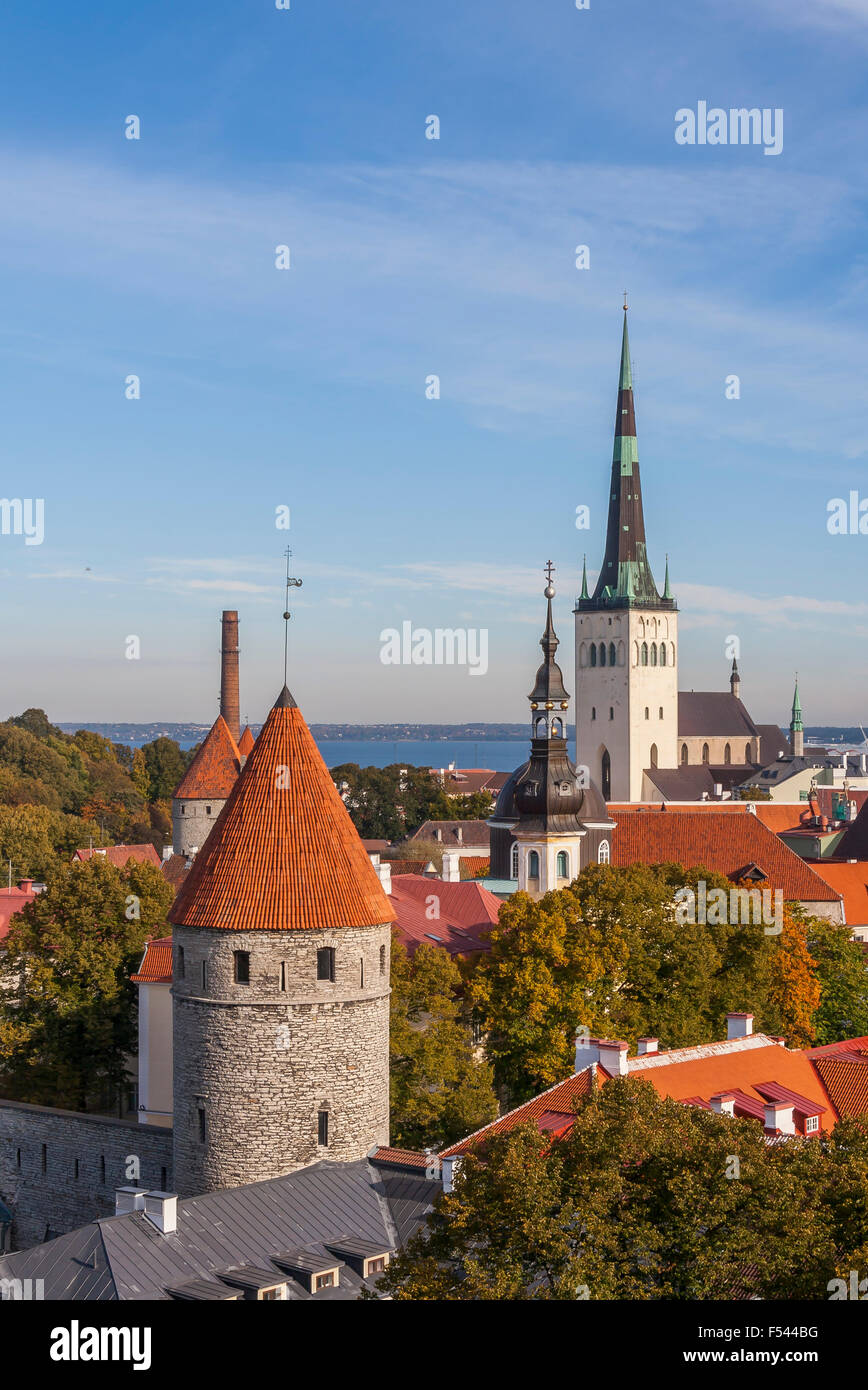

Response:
(730, 657), (741, 700)
(790, 677), (804, 757)
(579, 307), (675, 611)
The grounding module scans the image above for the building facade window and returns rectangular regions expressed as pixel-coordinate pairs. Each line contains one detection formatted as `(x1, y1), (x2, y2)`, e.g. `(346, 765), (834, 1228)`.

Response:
(590, 643), (597, 667)
(233, 950), (250, 985)
(641, 642), (648, 666)
(380, 944), (386, 975)
(280, 960), (287, 991)
(650, 642), (657, 666)
(360, 957), (365, 988)
(201, 960), (207, 991)
(556, 851), (569, 878)
(609, 707), (614, 720)
(702, 743), (710, 764)
(528, 850), (540, 879)
(650, 743), (658, 767)
(644, 707), (649, 720)
(745, 742), (752, 763)
(599, 642), (606, 667)
(681, 743), (688, 765)
(198, 1108), (207, 1143)
(660, 644), (667, 666)
(510, 842), (519, 878)
(658, 706), (664, 719)
(598, 839), (610, 864)
(177, 946), (185, 979)
(601, 749), (611, 800)
(591, 706), (596, 720)
(317, 947), (336, 982)
(805, 1115), (819, 1135)
(318, 1110), (329, 1146)
(608, 641), (616, 666)
(724, 743), (731, 765)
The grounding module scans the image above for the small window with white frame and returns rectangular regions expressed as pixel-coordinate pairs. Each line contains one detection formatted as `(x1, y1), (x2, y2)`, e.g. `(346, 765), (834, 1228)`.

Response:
(805, 1114), (819, 1134)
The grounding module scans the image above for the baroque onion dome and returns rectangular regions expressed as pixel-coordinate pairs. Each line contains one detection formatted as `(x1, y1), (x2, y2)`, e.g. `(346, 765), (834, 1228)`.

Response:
(511, 567), (608, 832)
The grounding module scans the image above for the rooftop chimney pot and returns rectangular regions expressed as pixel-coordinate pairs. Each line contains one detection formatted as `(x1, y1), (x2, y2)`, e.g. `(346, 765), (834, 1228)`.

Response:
(726, 1012), (754, 1040)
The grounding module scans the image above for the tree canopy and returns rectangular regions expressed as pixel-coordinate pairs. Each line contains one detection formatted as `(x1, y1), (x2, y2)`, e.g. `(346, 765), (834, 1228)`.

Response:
(377, 1076), (868, 1300)
(0, 855), (174, 1111)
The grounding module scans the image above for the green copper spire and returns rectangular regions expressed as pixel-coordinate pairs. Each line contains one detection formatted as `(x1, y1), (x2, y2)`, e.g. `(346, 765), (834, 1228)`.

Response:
(663, 554), (672, 601)
(580, 554), (589, 600)
(618, 303), (633, 391)
(579, 305), (674, 612)
(791, 677), (803, 730)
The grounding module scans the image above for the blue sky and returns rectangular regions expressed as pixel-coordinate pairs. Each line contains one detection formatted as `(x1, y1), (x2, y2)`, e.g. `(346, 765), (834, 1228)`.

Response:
(2, 0), (868, 726)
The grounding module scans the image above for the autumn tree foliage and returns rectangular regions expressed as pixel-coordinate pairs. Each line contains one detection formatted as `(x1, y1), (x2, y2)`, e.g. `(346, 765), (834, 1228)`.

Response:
(390, 937), (497, 1150)
(0, 855), (174, 1111)
(377, 1076), (868, 1301)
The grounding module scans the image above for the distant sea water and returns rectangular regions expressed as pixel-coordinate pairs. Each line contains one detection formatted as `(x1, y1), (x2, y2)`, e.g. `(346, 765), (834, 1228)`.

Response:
(315, 739), (529, 772)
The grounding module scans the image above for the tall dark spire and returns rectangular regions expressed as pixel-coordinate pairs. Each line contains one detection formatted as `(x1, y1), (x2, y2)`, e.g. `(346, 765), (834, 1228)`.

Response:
(578, 308), (675, 612)
(528, 561), (570, 709)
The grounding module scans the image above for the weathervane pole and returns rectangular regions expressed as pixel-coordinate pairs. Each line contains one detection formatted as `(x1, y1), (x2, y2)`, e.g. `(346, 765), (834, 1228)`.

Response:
(283, 547), (302, 685)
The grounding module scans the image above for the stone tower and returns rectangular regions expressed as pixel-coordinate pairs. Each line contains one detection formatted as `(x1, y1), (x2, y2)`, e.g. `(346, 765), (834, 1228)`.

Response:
(488, 568), (615, 892)
(171, 715), (240, 859)
(789, 678), (804, 757)
(574, 308), (678, 801)
(169, 684), (394, 1198)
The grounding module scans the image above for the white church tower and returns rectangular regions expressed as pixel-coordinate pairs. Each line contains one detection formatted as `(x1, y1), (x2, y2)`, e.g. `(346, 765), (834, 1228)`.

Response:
(574, 307), (679, 802)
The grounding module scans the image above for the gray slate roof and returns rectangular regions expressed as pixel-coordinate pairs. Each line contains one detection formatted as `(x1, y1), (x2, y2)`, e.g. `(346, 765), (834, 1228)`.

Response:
(0, 1158), (434, 1302)
(678, 692), (758, 739)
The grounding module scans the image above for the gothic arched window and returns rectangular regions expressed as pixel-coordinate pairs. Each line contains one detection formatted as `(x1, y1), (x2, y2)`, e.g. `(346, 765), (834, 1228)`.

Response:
(660, 644), (667, 666)
(528, 850), (540, 879)
(641, 642), (648, 666)
(601, 749), (611, 800)
(702, 743), (710, 764)
(590, 643), (597, 667)
(598, 839), (610, 864)
(644, 707), (649, 720)
(745, 742), (751, 763)
(658, 706), (664, 719)
(556, 851), (569, 879)
(681, 743), (688, 765)
(510, 841), (519, 879)
(650, 642), (657, 666)
(632, 642), (639, 666)
(724, 743), (731, 765)
(650, 743), (658, 767)
(609, 641), (616, 667)
(591, 706), (596, 720)
(599, 642), (607, 667)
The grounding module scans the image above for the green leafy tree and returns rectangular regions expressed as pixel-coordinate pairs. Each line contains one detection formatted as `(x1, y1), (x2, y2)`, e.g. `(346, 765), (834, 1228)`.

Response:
(804, 913), (868, 1043)
(390, 938), (497, 1150)
(142, 737), (188, 802)
(378, 1076), (868, 1300)
(0, 856), (174, 1111)
(0, 803), (100, 880)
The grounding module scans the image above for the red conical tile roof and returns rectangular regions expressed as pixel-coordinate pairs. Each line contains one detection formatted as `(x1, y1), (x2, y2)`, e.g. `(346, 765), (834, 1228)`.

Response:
(169, 687), (396, 931)
(173, 715), (241, 800)
(238, 725), (255, 757)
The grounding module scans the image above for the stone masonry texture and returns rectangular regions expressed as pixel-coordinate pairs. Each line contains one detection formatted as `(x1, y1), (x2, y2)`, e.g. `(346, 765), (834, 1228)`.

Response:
(0, 1099), (172, 1250)
(172, 921), (391, 1197)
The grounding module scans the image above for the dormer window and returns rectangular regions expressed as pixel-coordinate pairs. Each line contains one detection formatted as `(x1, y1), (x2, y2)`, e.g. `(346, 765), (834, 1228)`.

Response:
(314, 1272), (335, 1292)
(805, 1115), (819, 1134)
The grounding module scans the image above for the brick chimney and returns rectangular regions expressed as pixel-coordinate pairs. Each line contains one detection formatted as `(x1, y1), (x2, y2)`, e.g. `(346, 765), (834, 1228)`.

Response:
(220, 610), (240, 744)
(636, 1038), (658, 1056)
(764, 1101), (795, 1135)
(726, 1012), (753, 1040)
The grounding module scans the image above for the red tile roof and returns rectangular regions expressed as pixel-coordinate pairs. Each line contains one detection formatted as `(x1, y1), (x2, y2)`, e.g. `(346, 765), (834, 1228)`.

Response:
(609, 807), (840, 903)
(161, 853), (191, 889)
(238, 725), (255, 757)
(73, 844), (161, 869)
(0, 884), (37, 942)
(389, 875), (501, 955)
(442, 1034), (842, 1157)
(169, 688), (396, 932)
(459, 856), (491, 879)
(810, 1058), (868, 1118)
(387, 859), (433, 876)
(173, 716), (240, 800)
(369, 1146), (431, 1170)
(806, 861), (868, 926)
(131, 936), (173, 984)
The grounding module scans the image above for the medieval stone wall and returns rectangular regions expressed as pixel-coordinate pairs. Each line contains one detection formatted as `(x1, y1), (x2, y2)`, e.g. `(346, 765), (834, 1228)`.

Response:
(172, 922), (391, 1196)
(0, 1099), (172, 1251)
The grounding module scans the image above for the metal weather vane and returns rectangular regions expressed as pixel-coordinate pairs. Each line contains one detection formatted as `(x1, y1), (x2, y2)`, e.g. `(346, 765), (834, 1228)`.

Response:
(283, 546), (303, 684)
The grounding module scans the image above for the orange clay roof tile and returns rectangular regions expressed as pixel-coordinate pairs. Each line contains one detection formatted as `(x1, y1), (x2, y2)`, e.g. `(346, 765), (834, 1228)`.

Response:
(173, 716), (240, 800)
(169, 688), (396, 932)
(131, 936), (173, 983)
(238, 725), (255, 757)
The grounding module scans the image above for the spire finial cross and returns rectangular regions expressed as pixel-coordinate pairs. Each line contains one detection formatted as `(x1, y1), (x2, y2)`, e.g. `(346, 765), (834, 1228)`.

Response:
(623, 289), (628, 312)
(544, 560), (555, 583)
